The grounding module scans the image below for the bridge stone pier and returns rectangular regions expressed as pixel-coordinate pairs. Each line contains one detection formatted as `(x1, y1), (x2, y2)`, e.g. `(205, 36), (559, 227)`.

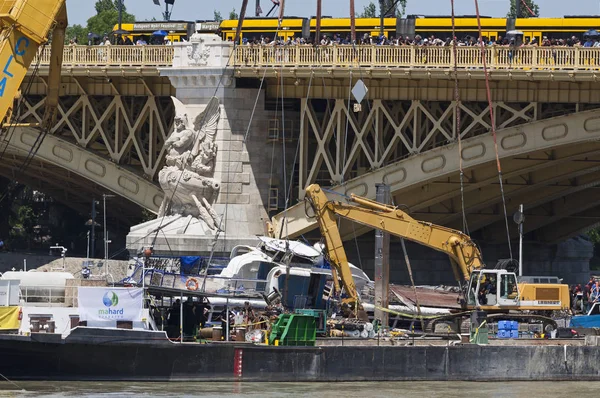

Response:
(127, 35), (300, 254)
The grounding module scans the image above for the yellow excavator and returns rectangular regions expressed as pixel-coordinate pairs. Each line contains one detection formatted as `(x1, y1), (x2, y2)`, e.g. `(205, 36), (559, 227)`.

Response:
(0, 0), (67, 129)
(303, 184), (570, 317)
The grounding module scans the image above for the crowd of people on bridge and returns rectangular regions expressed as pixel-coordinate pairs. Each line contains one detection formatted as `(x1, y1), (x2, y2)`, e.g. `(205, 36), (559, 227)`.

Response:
(238, 32), (596, 48)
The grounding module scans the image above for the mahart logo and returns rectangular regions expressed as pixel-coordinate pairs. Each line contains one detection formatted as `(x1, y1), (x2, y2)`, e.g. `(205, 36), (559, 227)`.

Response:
(99, 291), (124, 317)
(102, 291), (119, 307)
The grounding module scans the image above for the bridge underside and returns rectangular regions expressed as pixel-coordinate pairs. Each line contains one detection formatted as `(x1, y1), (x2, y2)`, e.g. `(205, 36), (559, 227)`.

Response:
(0, 153), (143, 228)
(0, 74), (174, 226)
(272, 107), (600, 244)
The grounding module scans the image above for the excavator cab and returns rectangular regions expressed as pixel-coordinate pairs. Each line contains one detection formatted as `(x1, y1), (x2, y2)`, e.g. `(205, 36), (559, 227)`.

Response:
(466, 270), (520, 310)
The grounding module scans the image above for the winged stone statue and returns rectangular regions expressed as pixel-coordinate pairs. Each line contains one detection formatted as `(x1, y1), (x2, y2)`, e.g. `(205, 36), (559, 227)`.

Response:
(157, 97), (221, 231)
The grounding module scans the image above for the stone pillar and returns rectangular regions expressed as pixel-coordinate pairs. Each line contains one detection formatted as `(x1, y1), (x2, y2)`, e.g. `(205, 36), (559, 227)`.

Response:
(128, 35), (280, 255)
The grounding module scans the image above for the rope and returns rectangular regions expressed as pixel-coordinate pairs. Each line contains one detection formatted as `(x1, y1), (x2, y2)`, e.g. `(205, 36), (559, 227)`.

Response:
(400, 238), (425, 331)
(450, 0), (469, 236)
(0, 372), (24, 392)
(474, 0), (513, 259)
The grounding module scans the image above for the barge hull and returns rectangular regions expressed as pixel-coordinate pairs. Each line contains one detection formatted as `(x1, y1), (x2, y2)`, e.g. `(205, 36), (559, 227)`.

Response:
(0, 332), (598, 381)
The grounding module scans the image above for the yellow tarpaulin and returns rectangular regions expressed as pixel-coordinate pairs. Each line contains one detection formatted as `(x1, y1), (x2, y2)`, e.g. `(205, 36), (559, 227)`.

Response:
(0, 306), (21, 330)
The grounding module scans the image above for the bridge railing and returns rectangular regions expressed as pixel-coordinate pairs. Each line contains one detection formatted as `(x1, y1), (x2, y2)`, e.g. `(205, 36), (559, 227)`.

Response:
(36, 45), (175, 67)
(233, 45), (600, 70)
(30, 44), (600, 70)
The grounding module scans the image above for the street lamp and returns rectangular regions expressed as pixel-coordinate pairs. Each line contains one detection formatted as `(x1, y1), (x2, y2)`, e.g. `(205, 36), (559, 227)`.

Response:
(118, 0), (123, 33)
(152, 0), (175, 21)
(103, 194), (116, 265)
(513, 204), (525, 277)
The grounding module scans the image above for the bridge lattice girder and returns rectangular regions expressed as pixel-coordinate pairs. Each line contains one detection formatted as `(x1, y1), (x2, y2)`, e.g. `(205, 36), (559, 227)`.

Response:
(0, 79), (174, 224)
(273, 106), (600, 244)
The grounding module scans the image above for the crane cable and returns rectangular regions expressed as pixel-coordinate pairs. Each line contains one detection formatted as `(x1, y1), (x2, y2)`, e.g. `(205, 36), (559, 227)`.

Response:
(201, 1), (287, 291)
(474, 0), (513, 259)
(450, 0), (469, 235)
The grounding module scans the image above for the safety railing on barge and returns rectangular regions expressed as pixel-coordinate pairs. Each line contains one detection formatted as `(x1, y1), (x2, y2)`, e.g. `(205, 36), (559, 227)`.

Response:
(35, 45), (175, 67)
(233, 45), (600, 70)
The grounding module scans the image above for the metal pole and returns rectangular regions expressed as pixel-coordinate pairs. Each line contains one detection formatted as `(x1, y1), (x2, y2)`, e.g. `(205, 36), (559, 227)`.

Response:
(379, 0), (384, 38)
(226, 297), (230, 342)
(91, 199), (96, 258)
(350, 0), (356, 44)
(374, 183), (390, 328)
(103, 194), (115, 275)
(256, 0), (261, 16)
(519, 204), (524, 277)
(118, 0), (123, 31)
(180, 292), (184, 343)
(515, 0), (521, 19)
(234, 0), (249, 45)
(315, 0), (322, 45)
(103, 195), (107, 262)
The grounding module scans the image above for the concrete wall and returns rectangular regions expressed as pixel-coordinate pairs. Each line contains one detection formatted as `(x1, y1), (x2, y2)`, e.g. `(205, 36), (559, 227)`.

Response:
(0, 253), (56, 273)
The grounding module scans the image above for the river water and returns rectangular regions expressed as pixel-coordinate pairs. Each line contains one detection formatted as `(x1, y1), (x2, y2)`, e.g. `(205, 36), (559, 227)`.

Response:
(0, 381), (598, 397)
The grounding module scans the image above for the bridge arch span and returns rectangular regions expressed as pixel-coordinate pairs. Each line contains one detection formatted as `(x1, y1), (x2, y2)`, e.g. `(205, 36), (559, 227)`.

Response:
(4, 128), (163, 214)
(273, 108), (600, 243)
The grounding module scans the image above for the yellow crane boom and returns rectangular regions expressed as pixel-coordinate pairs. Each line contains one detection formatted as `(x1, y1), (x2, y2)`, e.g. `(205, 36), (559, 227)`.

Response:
(0, 0), (66, 127)
(306, 184), (484, 298)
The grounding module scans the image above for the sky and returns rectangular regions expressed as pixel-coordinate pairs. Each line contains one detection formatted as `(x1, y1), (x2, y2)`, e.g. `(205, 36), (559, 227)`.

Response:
(66, 0), (600, 26)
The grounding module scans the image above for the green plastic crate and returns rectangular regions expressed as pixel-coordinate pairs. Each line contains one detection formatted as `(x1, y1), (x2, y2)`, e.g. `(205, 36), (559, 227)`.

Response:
(269, 314), (317, 346)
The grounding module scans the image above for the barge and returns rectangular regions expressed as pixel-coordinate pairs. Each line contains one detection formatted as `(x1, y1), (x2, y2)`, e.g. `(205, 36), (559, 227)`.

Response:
(0, 327), (598, 382)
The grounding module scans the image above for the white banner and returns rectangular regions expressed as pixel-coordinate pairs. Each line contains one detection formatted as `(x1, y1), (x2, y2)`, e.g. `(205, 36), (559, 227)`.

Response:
(78, 287), (143, 322)
(0, 280), (20, 306)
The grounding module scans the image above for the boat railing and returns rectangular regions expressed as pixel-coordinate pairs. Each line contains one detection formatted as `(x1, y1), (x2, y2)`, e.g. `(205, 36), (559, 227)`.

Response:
(126, 264), (270, 296)
(127, 256), (230, 280)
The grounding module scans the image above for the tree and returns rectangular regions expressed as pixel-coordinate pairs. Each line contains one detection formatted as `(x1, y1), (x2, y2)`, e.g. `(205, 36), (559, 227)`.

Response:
(381, 0), (406, 17)
(507, 0), (539, 18)
(95, 0), (117, 14)
(66, 24), (87, 44)
(358, 1), (406, 18)
(87, 0), (135, 37)
(358, 2), (377, 18)
(213, 10), (223, 22)
(229, 8), (239, 20)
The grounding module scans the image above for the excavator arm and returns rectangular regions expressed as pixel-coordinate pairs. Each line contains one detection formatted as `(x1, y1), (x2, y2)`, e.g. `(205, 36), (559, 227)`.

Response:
(306, 184), (486, 305)
(0, 0), (66, 126)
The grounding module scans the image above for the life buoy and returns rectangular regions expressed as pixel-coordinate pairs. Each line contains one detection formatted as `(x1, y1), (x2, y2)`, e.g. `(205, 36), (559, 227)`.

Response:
(186, 278), (199, 291)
